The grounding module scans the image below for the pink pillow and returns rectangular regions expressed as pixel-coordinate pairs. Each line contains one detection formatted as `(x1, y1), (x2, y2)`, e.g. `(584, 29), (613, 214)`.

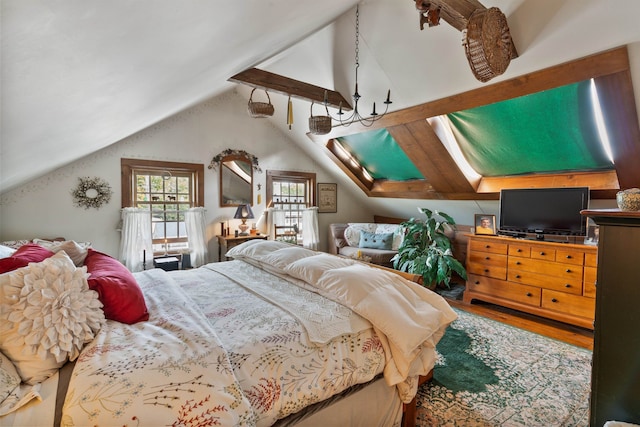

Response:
(0, 243), (55, 274)
(84, 249), (149, 324)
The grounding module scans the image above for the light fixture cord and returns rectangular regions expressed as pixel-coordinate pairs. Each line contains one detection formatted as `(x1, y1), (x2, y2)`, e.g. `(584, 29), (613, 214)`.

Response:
(354, 5), (360, 102)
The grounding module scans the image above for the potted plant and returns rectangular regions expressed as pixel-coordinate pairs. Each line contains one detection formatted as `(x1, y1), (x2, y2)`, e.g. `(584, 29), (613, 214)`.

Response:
(391, 208), (467, 289)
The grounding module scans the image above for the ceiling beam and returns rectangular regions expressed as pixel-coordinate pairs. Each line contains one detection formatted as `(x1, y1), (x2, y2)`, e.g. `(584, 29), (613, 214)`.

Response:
(228, 68), (352, 111)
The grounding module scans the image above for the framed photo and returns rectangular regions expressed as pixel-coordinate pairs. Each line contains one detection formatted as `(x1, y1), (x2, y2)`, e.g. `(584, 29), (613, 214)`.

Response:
(475, 214), (497, 235)
(584, 218), (599, 246)
(317, 183), (337, 213)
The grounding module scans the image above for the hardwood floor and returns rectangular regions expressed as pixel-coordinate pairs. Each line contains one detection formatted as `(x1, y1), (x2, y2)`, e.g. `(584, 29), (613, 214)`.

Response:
(445, 298), (594, 351)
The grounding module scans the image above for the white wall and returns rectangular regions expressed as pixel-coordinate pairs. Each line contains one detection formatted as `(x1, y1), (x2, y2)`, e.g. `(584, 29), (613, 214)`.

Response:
(0, 89), (373, 258)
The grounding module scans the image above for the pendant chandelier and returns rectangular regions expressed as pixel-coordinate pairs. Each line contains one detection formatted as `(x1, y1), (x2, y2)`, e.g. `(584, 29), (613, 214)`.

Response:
(324, 5), (392, 127)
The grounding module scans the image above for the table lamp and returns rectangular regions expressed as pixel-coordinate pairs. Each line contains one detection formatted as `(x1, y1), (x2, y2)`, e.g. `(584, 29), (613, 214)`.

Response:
(234, 204), (254, 236)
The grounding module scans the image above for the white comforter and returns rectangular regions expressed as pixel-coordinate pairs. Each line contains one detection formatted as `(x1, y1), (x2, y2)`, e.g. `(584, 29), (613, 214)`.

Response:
(59, 241), (456, 427)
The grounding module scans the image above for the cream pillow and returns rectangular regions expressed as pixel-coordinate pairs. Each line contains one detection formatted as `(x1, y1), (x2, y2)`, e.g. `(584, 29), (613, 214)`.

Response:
(344, 223), (377, 247)
(0, 352), (20, 406)
(284, 253), (355, 285)
(258, 246), (317, 271)
(225, 240), (290, 260)
(0, 252), (105, 384)
(32, 239), (90, 266)
(0, 351), (41, 416)
(0, 245), (16, 259)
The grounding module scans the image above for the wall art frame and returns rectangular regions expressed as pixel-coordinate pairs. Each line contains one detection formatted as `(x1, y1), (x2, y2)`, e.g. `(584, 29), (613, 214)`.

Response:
(317, 183), (337, 213)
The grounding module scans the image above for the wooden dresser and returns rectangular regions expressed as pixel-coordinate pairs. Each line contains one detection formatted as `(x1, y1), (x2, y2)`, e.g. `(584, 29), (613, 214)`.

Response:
(463, 234), (597, 329)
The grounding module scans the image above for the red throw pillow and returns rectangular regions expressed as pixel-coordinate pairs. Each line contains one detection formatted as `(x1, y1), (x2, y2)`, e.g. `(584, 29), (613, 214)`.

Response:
(84, 249), (149, 324)
(0, 243), (55, 273)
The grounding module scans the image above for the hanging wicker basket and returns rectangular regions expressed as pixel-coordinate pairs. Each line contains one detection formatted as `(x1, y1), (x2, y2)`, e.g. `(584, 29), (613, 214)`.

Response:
(462, 7), (513, 83)
(247, 88), (274, 118)
(308, 102), (332, 135)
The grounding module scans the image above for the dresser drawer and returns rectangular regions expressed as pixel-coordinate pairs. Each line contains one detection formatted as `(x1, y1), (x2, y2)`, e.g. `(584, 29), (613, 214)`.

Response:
(467, 260), (507, 280)
(508, 244), (531, 258)
(583, 266), (597, 298)
(508, 257), (583, 280)
(541, 289), (595, 319)
(556, 249), (585, 266)
(468, 251), (507, 268)
(467, 274), (540, 306)
(530, 247), (556, 261)
(508, 269), (582, 295)
(469, 239), (508, 255)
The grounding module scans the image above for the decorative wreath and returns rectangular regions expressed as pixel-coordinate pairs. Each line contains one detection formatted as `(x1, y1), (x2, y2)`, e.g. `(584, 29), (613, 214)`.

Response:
(71, 176), (113, 209)
(208, 149), (261, 172)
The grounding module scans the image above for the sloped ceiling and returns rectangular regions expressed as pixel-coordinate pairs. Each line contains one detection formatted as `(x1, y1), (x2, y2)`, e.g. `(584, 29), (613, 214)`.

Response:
(3, 0), (640, 202)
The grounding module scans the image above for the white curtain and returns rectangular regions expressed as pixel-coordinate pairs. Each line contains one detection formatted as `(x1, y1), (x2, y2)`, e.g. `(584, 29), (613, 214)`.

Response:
(302, 207), (319, 250)
(266, 207), (286, 239)
(185, 207), (208, 268)
(119, 207), (153, 272)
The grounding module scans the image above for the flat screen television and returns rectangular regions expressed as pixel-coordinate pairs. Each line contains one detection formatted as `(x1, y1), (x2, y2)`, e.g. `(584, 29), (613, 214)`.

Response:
(498, 187), (589, 237)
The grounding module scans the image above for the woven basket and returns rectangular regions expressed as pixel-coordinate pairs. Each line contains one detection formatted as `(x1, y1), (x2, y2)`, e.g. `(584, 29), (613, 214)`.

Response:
(247, 88), (274, 118)
(463, 7), (513, 83)
(308, 102), (332, 135)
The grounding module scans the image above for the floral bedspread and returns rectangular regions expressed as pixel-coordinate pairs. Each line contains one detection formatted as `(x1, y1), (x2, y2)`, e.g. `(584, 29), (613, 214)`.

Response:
(170, 262), (386, 427)
(61, 268), (257, 427)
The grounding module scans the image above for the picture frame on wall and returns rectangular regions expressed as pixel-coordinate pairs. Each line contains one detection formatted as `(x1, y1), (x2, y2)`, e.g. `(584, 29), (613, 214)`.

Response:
(317, 183), (337, 213)
(474, 214), (497, 235)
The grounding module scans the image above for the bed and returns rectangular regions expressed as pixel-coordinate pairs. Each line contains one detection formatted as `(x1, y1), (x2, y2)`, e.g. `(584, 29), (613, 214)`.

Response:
(0, 239), (456, 426)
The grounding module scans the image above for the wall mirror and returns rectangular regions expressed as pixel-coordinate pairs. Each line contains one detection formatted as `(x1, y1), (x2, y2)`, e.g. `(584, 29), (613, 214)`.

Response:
(209, 149), (261, 207)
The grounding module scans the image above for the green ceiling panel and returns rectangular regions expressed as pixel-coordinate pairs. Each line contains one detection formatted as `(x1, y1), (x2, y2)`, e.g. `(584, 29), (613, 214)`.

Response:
(337, 129), (423, 181)
(447, 80), (614, 177)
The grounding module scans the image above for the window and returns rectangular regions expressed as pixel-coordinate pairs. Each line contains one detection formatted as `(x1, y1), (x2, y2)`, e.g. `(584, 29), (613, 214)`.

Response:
(266, 171), (316, 240)
(121, 159), (204, 254)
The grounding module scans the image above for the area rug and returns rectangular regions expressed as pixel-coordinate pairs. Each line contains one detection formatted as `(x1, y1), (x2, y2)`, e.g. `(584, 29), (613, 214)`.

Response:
(416, 308), (592, 426)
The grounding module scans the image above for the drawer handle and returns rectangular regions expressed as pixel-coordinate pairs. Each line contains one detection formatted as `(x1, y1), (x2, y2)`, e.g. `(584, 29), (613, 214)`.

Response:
(565, 255), (572, 259)
(565, 284), (571, 288)
(516, 261), (521, 265)
(551, 298), (558, 303)
(517, 249), (522, 252)
(526, 292), (532, 297)
(515, 275), (521, 279)
(485, 256), (490, 260)
(484, 269), (489, 273)
(539, 251), (545, 256)
(566, 269), (571, 273)
(485, 245), (490, 249)
(474, 281), (480, 285)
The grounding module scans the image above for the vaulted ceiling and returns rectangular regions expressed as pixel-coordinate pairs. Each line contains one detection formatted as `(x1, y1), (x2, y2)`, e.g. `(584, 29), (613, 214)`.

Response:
(3, 0), (640, 203)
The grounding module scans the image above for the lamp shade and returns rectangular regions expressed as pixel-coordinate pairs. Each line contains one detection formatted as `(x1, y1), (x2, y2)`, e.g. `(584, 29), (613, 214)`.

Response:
(234, 204), (254, 220)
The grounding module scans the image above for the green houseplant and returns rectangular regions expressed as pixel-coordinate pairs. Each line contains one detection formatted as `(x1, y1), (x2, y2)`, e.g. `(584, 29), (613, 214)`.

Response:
(391, 208), (467, 289)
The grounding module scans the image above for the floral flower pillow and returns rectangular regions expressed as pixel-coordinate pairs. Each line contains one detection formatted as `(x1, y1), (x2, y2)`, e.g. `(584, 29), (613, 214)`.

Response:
(0, 251), (105, 384)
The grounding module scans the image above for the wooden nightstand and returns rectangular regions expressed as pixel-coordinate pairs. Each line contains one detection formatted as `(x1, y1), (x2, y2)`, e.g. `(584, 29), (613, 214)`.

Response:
(217, 234), (267, 261)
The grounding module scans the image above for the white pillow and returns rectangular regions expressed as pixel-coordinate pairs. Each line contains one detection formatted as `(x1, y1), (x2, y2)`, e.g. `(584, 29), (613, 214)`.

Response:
(284, 253), (355, 284)
(374, 224), (404, 251)
(0, 245), (16, 259)
(343, 223), (377, 247)
(258, 246), (317, 271)
(225, 240), (290, 260)
(32, 239), (91, 266)
(0, 352), (20, 406)
(0, 351), (41, 416)
(0, 252), (105, 385)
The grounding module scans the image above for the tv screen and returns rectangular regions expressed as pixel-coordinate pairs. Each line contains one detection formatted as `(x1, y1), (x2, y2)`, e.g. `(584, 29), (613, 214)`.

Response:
(499, 187), (589, 236)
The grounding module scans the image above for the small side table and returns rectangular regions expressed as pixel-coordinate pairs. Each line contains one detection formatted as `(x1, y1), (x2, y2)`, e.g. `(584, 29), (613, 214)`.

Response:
(217, 234), (267, 261)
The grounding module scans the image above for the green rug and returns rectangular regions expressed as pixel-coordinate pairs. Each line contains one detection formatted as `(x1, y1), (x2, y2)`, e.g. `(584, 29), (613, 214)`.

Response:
(416, 308), (592, 426)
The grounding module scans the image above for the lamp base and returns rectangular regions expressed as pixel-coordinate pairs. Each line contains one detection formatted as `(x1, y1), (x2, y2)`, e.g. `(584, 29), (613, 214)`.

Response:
(238, 222), (250, 236)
